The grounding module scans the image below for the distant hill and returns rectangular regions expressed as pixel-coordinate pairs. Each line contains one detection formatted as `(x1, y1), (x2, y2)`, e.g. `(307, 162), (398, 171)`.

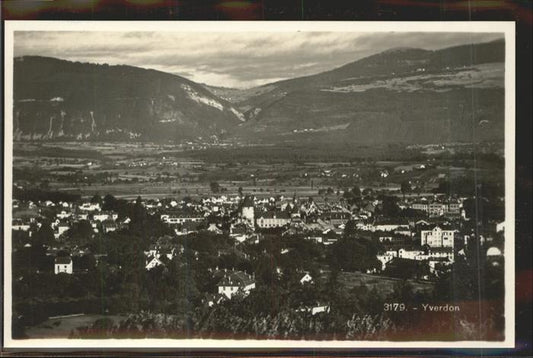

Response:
(13, 39), (505, 145)
(233, 39), (505, 144)
(13, 56), (245, 141)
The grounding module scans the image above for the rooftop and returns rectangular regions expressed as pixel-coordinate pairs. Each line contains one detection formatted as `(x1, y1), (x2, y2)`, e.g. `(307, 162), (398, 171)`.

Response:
(55, 256), (72, 264)
(256, 211), (290, 219)
(218, 271), (255, 287)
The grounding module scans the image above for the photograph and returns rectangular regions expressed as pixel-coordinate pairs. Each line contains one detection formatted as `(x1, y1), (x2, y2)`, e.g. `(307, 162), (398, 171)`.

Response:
(3, 21), (515, 349)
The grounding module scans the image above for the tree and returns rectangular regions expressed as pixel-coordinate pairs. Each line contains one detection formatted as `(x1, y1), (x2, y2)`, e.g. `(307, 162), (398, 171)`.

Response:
(379, 196), (401, 217)
(328, 238), (380, 272)
(91, 194), (102, 205)
(362, 188), (373, 197)
(400, 181), (411, 199)
(238, 187), (243, 197)
(102, 194), (119, 211)
(352, 185), (362, 199)
(130, 196), (146, 228)
(34, 224), (55, 248)
(343, 220), (358, 237)
(67, 220), (94, 245)
(384, 258), (427, 280)
(210, 182), (221, 194)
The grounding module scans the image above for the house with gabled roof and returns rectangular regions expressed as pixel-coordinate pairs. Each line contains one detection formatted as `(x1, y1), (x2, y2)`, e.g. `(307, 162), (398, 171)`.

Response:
(175, 221), (201, 236)
(320, 211), (351, 226)
(144, 236), (183, 262)
(145, 256), (164, 270)
(299, 272), (313, 285)
(54, 255), (73, 274)
(102, 220), (118, 233)
(217, 270), (256, 299)
(230, 223), (251, 243)
(12, 219), (31, 232)
(54, 220), (71, 239)
(207, 222), (223, 234)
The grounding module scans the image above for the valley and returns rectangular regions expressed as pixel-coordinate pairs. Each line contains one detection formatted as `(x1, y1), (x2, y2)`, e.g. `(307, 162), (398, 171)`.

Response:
(13, 140), (504, 201)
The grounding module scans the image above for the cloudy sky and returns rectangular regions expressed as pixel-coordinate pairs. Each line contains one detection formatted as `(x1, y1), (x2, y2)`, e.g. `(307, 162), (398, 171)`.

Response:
(14, 31), (503, 88)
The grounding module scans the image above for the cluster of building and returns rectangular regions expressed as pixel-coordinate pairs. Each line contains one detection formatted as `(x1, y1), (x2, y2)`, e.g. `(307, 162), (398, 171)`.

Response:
(12, 199), (130, 240)
(12, 189), (504, 301)
(12, 199), (129, 275)
(376, 224), (456, 277)
(232, 194), (503, 278)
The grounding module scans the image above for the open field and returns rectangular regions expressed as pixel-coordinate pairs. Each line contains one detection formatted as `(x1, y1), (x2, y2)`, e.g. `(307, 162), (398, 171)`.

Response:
(12, 141), (504, 200)
(337, 272), (434, 297)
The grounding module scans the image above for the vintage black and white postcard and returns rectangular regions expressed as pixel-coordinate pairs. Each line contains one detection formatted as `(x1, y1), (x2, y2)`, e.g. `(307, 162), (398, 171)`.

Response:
(3, 21), (515, 349)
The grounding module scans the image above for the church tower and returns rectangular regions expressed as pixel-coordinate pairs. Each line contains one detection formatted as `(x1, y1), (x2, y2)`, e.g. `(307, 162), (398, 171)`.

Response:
(241, 195), (255, 226)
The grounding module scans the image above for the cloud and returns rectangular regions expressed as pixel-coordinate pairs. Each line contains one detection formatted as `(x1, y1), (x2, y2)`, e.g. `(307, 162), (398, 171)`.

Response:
(14, 31), (504, 88)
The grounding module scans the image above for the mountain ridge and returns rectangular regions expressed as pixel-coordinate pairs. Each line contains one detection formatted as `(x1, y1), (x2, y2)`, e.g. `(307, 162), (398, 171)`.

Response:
(231, 39), (505, 144)
(212, 38), (504, 103)
(13, 56), (245, 141)
(13, 39), (505, 144)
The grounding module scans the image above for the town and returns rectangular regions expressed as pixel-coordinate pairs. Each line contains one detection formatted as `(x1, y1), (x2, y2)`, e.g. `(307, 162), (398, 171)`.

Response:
(11, 168), (506, 340)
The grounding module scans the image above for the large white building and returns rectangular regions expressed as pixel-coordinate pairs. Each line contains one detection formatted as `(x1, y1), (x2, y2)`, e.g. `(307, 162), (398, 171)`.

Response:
(398, 248), (425, 260)
(421, 225), (455, 248)
(79, 202), (101, 212)
(410, 199), (461, 217)
(256, 211), (290, 229)
(93, 211), (118, 222)
(160, 212), (203, 225)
